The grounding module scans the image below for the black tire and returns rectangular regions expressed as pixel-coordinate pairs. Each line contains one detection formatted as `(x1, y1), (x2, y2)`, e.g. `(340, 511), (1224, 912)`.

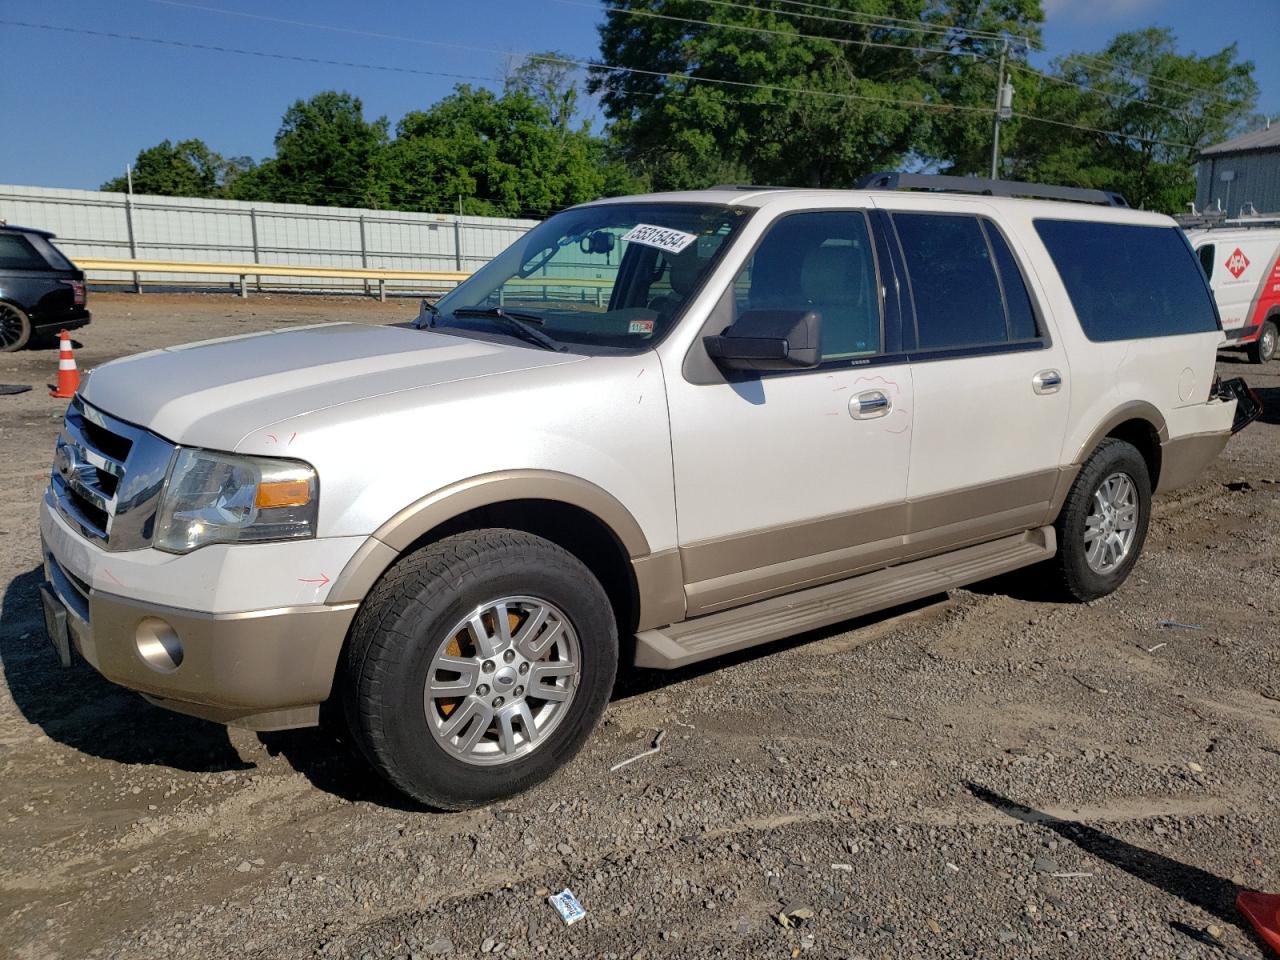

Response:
(1051, 438), (1151, 602)
(0, 302), (31, 353)
(342, 529), (618, 810)
(1247, 320), (1277, 365)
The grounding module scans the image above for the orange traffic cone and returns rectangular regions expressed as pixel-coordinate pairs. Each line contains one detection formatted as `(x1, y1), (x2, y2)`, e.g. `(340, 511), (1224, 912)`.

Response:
(49, 330), (80, 399)
(1238, 890), (1280, 954)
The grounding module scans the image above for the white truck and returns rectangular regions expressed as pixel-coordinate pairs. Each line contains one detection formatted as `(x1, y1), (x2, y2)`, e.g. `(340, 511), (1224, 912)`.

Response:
(40, 174), (1252, 809)
(1183, 214), (1280, 364)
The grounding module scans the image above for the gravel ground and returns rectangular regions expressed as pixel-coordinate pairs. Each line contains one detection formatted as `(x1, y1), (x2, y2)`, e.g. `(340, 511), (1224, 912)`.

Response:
(1, 292), (1279, 960)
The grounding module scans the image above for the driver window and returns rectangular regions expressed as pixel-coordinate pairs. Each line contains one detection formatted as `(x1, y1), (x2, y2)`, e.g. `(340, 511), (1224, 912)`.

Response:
(733, 211), (882, 359)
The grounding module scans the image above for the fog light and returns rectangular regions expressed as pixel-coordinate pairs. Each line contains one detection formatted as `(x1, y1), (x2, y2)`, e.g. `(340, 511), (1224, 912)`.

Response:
(136, 618), (183, 672)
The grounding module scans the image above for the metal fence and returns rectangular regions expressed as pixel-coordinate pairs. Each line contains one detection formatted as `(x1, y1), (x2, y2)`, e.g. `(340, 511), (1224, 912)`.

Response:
(0, 184), (539, 295)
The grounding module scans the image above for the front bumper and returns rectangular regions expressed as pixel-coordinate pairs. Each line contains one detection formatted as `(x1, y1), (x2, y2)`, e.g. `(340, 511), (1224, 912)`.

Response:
(40, 493), (361, 731)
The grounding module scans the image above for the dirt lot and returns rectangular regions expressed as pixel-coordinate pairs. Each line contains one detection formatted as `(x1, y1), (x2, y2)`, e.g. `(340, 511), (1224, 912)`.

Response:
(2, 292), (1279, 960)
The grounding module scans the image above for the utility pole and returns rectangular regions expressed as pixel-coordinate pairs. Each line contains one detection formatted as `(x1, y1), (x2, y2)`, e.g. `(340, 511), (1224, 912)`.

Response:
(990, 38), (1014, 180)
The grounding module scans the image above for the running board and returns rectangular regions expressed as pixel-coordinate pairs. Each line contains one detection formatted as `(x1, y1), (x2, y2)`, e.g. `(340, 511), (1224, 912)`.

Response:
(634, 527), (1056, 669)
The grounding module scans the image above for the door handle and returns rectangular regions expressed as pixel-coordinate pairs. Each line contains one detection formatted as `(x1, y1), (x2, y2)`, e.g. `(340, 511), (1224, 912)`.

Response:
(851, 390), (891, 419)
(1032, 370), (1063, 395)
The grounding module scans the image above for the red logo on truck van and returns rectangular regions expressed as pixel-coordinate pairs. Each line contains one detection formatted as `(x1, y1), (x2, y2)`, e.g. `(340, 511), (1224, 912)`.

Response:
(1225, 248), (1251, 279)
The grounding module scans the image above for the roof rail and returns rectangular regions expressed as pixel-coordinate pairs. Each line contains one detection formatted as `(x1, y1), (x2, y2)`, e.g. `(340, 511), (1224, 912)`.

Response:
(856, 171), (1129, 208)
(708, 184), (792, 191)
(1176, 208), (1280, 230)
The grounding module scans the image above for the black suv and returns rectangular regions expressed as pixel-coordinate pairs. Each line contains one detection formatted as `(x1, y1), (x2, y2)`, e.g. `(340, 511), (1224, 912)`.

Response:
(0, 224), (91, 352)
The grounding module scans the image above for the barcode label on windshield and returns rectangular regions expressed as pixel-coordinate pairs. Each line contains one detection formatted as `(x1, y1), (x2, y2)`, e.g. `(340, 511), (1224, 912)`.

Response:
(621, 224), (698, 254)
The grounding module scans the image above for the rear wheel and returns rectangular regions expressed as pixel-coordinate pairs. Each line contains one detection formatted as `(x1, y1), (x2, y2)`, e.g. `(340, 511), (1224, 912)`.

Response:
(0, 303), (31, 352)
(342, 529), (617, 809)
(1247, 320), (1277, 364)
(1051, 438), (1151, 601)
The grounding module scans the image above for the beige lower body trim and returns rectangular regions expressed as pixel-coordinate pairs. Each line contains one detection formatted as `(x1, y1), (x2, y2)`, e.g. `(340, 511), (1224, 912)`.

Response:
(77, 592), (356, 729)
(632, 549), (686, 630)
(1155, 430), (1231, 495)
(678, 468), (1070, 616)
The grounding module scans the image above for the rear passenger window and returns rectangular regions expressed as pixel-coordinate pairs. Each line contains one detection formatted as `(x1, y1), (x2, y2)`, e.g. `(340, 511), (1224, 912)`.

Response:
(1034, 220), (1219, 341)
(892, 213), (1008, 350)
(0, 234), (48, 270)
(1197, 244), (1215, 281)
(983, 222), (1040, 341)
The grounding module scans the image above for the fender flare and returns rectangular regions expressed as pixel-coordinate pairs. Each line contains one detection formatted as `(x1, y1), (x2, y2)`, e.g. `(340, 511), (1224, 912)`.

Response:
(327, 470), (652, 604)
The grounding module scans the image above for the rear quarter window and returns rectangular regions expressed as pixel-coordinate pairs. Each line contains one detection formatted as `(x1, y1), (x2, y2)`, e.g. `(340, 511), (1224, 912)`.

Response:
(1034, 220), (1219, 341)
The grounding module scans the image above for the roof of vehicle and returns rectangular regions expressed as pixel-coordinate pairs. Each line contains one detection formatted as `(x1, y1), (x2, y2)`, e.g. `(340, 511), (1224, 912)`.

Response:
(0, 223), (56, 238)
(579, 186), (1175, 226)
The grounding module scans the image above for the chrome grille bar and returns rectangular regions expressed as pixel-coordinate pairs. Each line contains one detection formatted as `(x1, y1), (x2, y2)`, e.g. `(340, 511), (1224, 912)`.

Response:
(49, 397), (176, 551)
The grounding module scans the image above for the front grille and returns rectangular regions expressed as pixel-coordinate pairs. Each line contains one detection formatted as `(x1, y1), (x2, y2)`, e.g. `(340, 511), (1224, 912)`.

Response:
(50, 397), (175, 551)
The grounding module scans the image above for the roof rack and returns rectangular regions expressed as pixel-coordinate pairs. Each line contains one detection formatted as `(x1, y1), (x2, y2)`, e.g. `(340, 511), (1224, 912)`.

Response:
(709, 184), (792, 191)
(856, 172), (1129, 208)
(1176, 204), (1280, 230)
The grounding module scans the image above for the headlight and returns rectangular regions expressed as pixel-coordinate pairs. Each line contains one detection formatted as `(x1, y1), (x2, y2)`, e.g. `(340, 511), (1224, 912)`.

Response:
(154, 449), (318, 554)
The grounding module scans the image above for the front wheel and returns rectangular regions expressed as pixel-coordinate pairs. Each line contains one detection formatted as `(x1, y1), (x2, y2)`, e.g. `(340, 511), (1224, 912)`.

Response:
(1247, 320), (1277, 364)
(342, 529), (618, 810)
(1051, 438), (1151, 602)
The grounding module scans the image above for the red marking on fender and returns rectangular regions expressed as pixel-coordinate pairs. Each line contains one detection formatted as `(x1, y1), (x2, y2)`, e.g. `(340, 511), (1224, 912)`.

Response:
(102, 569), (122, 586)
(637, 368), (645, 378)
(853, 375), (900, 393)
(288, 432), (297, 446)
(265, 433), (278, 444)
(298, 574), (330, 587)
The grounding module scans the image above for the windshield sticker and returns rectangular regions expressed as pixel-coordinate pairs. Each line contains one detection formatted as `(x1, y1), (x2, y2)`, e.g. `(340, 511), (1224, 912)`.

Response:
(621, 224), (698, 254)
(628, 319), (655, 335)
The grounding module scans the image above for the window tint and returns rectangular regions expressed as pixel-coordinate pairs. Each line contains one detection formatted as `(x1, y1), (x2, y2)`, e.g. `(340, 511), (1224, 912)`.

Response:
(1197, 243), (1215, 281)
(0, 234), (48, 270)
(734, 211), (881, 360)
(893, 213), (1007, 349)
(983, 222), (1039, 341)
(29, 234), (73, 271)
(1034, 220), (1219, 341)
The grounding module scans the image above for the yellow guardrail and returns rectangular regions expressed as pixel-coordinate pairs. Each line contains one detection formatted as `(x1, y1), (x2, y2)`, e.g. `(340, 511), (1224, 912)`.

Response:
(75, 257), (617, 301)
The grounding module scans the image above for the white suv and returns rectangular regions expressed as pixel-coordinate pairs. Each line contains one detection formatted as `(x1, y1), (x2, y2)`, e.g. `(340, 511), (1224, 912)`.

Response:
(39, 174), (1248, 808)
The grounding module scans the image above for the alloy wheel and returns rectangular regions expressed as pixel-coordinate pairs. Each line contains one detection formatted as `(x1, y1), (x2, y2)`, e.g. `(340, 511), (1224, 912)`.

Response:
(424, 596), (580, 766)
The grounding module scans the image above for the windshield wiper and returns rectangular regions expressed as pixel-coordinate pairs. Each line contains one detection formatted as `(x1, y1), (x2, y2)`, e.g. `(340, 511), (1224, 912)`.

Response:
(450, 307), (566, 352)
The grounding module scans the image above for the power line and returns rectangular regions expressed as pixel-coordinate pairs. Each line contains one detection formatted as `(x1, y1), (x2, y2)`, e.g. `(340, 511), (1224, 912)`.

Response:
(17, 13), (1203, 155)
(1007, 61), (1196, 118)
(1013, 112), (1193, 150)
(553, 0), (986, 61)
(678, 0), (1227, 105)
(1, 18), (499, 84)
(78, 8), (992, 116)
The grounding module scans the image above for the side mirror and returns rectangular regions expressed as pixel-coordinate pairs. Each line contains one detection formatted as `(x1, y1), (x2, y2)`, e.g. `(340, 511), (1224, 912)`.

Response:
(703, 309), (822, 371)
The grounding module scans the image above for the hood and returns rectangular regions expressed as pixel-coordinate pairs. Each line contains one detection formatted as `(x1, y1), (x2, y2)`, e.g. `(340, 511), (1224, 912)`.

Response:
(81, 322), (582, 450)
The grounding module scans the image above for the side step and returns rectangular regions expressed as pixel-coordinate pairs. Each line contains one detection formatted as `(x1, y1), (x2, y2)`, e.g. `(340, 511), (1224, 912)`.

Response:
(634, 527), (1056, 669)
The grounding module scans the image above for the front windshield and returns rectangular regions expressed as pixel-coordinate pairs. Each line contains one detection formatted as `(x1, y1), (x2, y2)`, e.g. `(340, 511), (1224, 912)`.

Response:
(433, 202), (751, 352)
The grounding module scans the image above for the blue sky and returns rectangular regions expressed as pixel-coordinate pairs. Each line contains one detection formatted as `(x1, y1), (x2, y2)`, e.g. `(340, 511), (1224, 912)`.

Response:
(3, 0), (1276, 190)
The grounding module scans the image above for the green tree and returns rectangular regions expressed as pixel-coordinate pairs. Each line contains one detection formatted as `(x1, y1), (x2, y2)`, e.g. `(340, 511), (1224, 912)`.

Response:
(381, 85), (637, 218)
(101, 138), (238, 197)
(590, 0), (1042, 190)
(1007, 29), (1257, 212)
(229, 91), (389, 207)
(505, 51), (583, 133)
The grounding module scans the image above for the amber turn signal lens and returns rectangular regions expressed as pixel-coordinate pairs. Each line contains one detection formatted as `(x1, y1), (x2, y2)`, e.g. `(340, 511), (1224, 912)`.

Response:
(255, 479), (311, 509)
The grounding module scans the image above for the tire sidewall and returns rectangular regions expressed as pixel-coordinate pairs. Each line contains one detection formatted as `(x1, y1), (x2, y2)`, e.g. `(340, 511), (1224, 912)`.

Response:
(1261, 321), (1278, 363)
(0, 303), (31, 353)
(1058, 441), (1151, 600)
(361, 541), (617, 807)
